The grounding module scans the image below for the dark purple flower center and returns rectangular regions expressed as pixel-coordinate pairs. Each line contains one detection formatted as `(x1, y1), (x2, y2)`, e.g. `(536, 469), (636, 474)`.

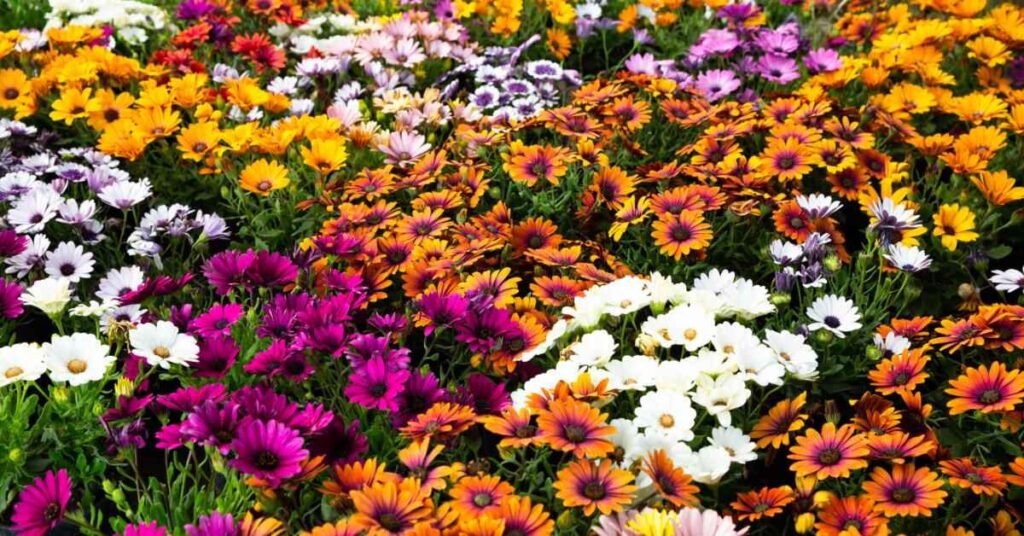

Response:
(378, 513), (403, 531)
(979, 389), (1001, 404)
(817, 447), (841, 465)
(583, 482), (606, 500)
(44, 502), (62, 521)
(890, 487), (915, 503)
(671, 226), (691, 242)
(370, 383), (388, 397)
(824, 316), (841, 328)
(255, 450), (279, 470)
(60, 264), (75, 276)
(563, 425), (586, 443)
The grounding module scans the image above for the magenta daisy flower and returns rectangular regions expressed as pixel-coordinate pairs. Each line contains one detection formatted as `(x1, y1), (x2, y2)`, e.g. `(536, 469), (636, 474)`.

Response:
(695, 70), (741, 102)
(11, 469), (72, 536)
(121, 521), (168, 536)
(229, 419), (308, 486)
(0, 279), (24, 319)
(344, 355), (410, 412)
(191, 303), (244, 337)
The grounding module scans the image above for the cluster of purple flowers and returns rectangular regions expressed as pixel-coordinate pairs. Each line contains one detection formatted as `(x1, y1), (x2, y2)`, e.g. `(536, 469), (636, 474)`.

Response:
(624, 3), (843, 101)
(770, 232), (836, 292)
(457, 35), (582, 121)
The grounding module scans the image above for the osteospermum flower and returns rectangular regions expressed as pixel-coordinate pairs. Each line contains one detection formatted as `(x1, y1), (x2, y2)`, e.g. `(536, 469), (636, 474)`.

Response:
(45, 332), (115, 386)
(401, 402), (477, 443)
(536, 399), (615, 458)
(814, 495), (889, 536)
(642, 450), (699, 507)
(672, 507), (747, 536)
(239, 159), (290, 196)
(932, 203), (978, 251)
(806, 295), (862, 338)
(503, 144), (570, 186)
(868, 349), (930, 395)
(866, 432), (933, 464)
(731, 486), (795, 522)
(229, 419), (308, 486)
(939, 458), (1007, 496)
(554, 458), (637, 516)
(946, 362), (1024, 415)
(11, 469), (72, 536)
(862, 464), (947, 517)
(788, 422), (869, 480)
(497, 495), (554, 536)
(481, 407), (538, 448)
(449, 474), (515, 517)
(350, 479), (432, 534)
(750, 392), (807, 448)
(129, 321), (200, 369)
(651, 211), (712, 260)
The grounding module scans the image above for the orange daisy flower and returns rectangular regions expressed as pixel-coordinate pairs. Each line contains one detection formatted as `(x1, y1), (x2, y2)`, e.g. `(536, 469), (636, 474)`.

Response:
(750, 392), (808, 449)
(642, 450), (700, 507)
(350, 479), (432, 534)
(553, 458), (637, 516)
(398, 439), (451, 492)
(788, 422), (869, 480)
(730, 486), (795, 522)
(650, 211), (712, 260)
(946, 362), (1024, 415)
(868, 349), (930, 395)
(460, 268), (521, 309)
(940, 458), (1007, 496)
(862, 464), (947, 518)
(536, 399), (615, 458)
(590, 165), (636, 208)
(401, 402), (477, 443)
(760, 137), (814, 182)
(530, 276), (585, 308)
(814, 495), (890, 536)
(480, 407), (538, 448)
(866, 432), (933, 464)
(503, 144), (570, 187)
(449, 474), (515, 518)
(497, 495), (554, 536)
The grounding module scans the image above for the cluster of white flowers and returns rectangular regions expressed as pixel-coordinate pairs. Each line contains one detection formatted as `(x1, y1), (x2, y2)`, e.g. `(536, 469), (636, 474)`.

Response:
(0, 321), (199, 389)
(513, 269), (818, 485)
(45, 0), (168, 46)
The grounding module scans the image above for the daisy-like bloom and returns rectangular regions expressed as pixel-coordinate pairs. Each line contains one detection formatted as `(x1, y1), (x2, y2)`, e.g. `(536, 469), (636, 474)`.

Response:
(866, 432), (933, 464)
(651, 211), (712, 260)
(868, 349), (930, 395)
(814, 495), (889, 536)
(946, 362), (1024, 415)
(11, 469), (72, 536)
(239, 159), (290, 196)
(401, 402), (477, 443)
(129, 321), (200, 369)
(50, 87), (92, 125)
(970, 170), (1024, 206)
(806, 295), (862, 338)
(591, 165), (636, 207)
(932, 203), (978, 251)
(497, 495), (554, 536)
(121, 521), (167, 536)
(862, 464), (947, 517)
(694, 69), (741, 102)
(789, 422), (869, 480)
(230, 419), (308, 486)
(481, 407), (538, 448)
(22, 277), (72, 316)
(672, 507), (747, 536)
(350, 478), (432, 534)
(633, 390), (697, 442)
(731, 486), (795, 522)
(760, 137), (814, 182)
(0, 343), (47, 387)
(344, 357), (410, 412)
(750, 392), (807, 448)
(884, 244), (932, 273)
(449, 474), (515, 518)
(379, 131), (431, 167)
(536, 399), (615, 458)
(45, 333), (115, 386)
(300, 138), (348, 175)
(44, 241), (95, 283)
(176, 122), (221, 162)
(626, 509), (676, 535)
(939, 458), (1007, 496)
(300, 519), (361, 536)
(642, 450), (699, 507)
(502, 144), (570, 186)
(930, 318), (988, 353)
(990, 267), (1024, 293)
(397, 439), (449, 492)
(554, 458), (637, 516)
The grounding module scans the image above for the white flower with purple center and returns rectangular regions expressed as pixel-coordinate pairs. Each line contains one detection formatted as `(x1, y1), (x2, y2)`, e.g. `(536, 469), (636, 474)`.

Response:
(44, 241), (95, 283)
(7, 187), (63, 234)
(97, 178), (153, 209)
(97, 266), (146, 302)
(884, 244), (932, 273)
(796, 193), (842, 219)
(525, 60), (563, 80)
(806, 294), (862, 338)
(991, 267), (1024, 293)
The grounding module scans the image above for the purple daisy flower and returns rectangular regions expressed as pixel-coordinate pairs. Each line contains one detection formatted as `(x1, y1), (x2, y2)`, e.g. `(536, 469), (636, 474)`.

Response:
(0, 228), (28, 257)
(203, 250), (256, 296)
(393, 370), (446, 426)
(121, 521), (167, 536)
(157, 384), (228, 413)
(181, 401), (242, 454)
(229, 419), (308, 486)
(695, 69), (741, 102)
(758, 54), (801, 84)
(0, 279), (24, 319)
(191, 303), (244, 338)
(245, 251), (298, 289)
(185, 512), (238, 536)
(804, 48), (843, 73)
(306, 415), (368, 466)
(194, 336), (240, 379)
(344, 356), (410, 412)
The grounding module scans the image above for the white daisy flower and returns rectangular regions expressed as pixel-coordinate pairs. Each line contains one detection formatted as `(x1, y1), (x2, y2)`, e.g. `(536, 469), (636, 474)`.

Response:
(653, 360), (699, 394)
(7, 187), (62, 234)
(97, 178), (152, 209)
(96, 266), (146, 302)
(568, 330), (617, 367)
(719, 278), (775, 320)
(22, 277), (72, 315)
(990, 267), (1024, 294)
(806, 294), (862, 338)
(646, 271), (688, 309)
(129, 321), (200, 369)
(732, 345), (785, 386)
(603, 355), (659, 391)
(0, 343), (48, 386)
(661, 304), (716, 351)
(707, 426), (757, 464)
(796, 193), (842, 219)
(593, 276), (651, 316)
(44, 241), (95, 283)
(764, 329), (819, 380)
(884, 244), (932, 273)
(873, 331), (911, 359)
(679, 445), (732, 485)
(692, 373), (750, 427)
(769, 239), (803, 265)
(633, 390), (697, 442)
(608, 417), (643, 467)
(45, 333), (115, 386)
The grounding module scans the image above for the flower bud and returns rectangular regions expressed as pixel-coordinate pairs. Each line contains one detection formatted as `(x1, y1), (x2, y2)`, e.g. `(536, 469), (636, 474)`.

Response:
(115, 377), (134, 398)
(865, 345), (883, 361)
(7, 448), (24, 463)
(823, 254), (841, 272)
(635, 334), (659, 356)
(770, 292), (792, 306)
(556, 510), (575, 529)
(52, 385), (70, 404)
(795, 512), (816, 534)
(813, 329), (833, 344)
(824, 400), (840, 424)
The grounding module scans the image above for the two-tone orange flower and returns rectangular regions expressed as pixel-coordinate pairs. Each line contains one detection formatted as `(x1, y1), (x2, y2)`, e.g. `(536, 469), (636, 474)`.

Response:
(946, 362), (1024, 415)
(553, 458), (636, 516)
(789, 422), (869, 480)
(862, 464), (947, 518)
